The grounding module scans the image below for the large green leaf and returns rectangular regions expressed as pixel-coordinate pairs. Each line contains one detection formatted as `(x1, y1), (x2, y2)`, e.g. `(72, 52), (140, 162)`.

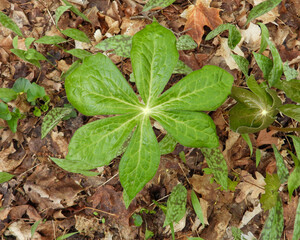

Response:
(119, 116), (160, 208)
(27, 83), (46, 103)
(229, 80), (280, 134)
(0, 102), (11, 120)
(276, 79), (300, 103)
(12, 78), (31, 93)
(247, 76), (273, 106)
(278, 104), (300, 122)
(0, 88), (18, 102)
(131, 21), (179, 106)
(163, 184), (187, 227)
(65, 53), (141, 115)
(201, 148), (228, 189)
(229, 102), (276, 133)
(0, 11), (23, 37)
(152, 65), (234, 111)
(260, 197), (284, 240)
(67, 114), (138, 169)
(246, 0), (282, 25)
(152, 111), (219, 148)
(159, 133), (177, 155)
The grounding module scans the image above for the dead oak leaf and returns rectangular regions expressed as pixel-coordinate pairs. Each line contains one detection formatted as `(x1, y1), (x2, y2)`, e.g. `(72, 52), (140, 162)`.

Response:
(184, 0), (223, 46)
(235, 170), (265, 203)
(256, 129), (279, 147)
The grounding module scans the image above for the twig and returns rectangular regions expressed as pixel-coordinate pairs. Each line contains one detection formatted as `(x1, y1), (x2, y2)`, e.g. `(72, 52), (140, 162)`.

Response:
(98, 173), (119, 187)
(83, 206), (117, 217)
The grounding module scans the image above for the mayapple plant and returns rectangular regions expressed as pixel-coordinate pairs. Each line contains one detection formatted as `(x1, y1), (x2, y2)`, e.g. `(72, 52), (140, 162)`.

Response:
(51, 21), (234, 207)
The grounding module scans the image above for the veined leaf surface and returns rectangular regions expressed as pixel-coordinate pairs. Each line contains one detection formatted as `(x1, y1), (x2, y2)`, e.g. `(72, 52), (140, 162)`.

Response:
(152, 111), (219, 148)
(201, 148), (228, 190)
(260, 197), (284, 240)
(153, 65), (233, 111)
(163, 184), (187, 227)
(65, 53), (141, 115)
(131, 21), (179, 106)
(67, 114), (138, 168)
(119, 116), (160, 208)
(0, 11), (23, 37)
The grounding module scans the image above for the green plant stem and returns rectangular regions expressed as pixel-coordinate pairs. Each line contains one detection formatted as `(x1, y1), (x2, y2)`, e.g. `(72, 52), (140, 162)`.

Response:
(170, 222), (175, 240)
(269, 126), (300, 132)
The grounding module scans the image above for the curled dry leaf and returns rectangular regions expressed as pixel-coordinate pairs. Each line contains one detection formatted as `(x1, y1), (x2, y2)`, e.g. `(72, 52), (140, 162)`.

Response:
(183, 0), (222, 46)
(215, 38), (244, 70)
(235, 170), (265, 203)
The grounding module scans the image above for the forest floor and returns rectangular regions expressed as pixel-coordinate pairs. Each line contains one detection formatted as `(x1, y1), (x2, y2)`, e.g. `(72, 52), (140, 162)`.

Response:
(0, 0), (300, 239)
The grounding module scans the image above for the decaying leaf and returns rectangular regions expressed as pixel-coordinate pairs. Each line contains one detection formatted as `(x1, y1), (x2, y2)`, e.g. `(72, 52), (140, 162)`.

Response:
(235, 170), (265, 203)
(184, 0), (222, 46)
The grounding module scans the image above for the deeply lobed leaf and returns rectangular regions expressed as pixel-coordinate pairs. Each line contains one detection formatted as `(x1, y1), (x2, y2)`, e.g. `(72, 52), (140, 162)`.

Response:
(131, 21), (179, 106)
(119, 116), (160, 208)
(65, 53), (141, 115)
(153, 65), (233, 112)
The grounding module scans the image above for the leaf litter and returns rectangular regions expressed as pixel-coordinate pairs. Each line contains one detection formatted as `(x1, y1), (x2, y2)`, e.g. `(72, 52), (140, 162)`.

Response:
(0, 0), (299, 239)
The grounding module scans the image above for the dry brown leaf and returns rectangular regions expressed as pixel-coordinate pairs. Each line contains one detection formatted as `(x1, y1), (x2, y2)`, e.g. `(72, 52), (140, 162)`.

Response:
(215, 38), (244, 70)
(184, 0), (222, 46)
(235, 170), (265, 203)
(256, 129), (279, 147)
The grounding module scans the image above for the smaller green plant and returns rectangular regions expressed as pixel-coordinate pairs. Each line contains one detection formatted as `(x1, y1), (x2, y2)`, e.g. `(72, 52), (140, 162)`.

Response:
(212, 23), (300, 134)
(0, 78), (49, 132)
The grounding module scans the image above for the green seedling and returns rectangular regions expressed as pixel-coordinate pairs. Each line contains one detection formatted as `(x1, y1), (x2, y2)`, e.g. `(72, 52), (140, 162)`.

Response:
(51, 21), (233, 207)
(0, 78), (49, 132)
(153, 184), (187, 240)
(0, 172), (14, 184)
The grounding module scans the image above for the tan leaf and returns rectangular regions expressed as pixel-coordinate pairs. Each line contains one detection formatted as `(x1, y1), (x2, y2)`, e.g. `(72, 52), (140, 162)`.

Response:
(184, 1), (222, 46)
(235, 170), (265, 203)
(256, 129), (279, 147)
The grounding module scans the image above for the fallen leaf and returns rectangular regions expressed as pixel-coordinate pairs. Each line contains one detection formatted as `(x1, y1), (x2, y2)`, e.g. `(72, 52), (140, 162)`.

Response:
(23, 165), (83, 210)
(240, 22), (261, 50)
(239, 203), (262, 228)
(256, 129), (279, 147)
(183, 0), (222, 46)
(215, 38), (244, 70)
(235, 170), (265, 203)
(190, 174), (218, 202)
(200, 207), (232, 240)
